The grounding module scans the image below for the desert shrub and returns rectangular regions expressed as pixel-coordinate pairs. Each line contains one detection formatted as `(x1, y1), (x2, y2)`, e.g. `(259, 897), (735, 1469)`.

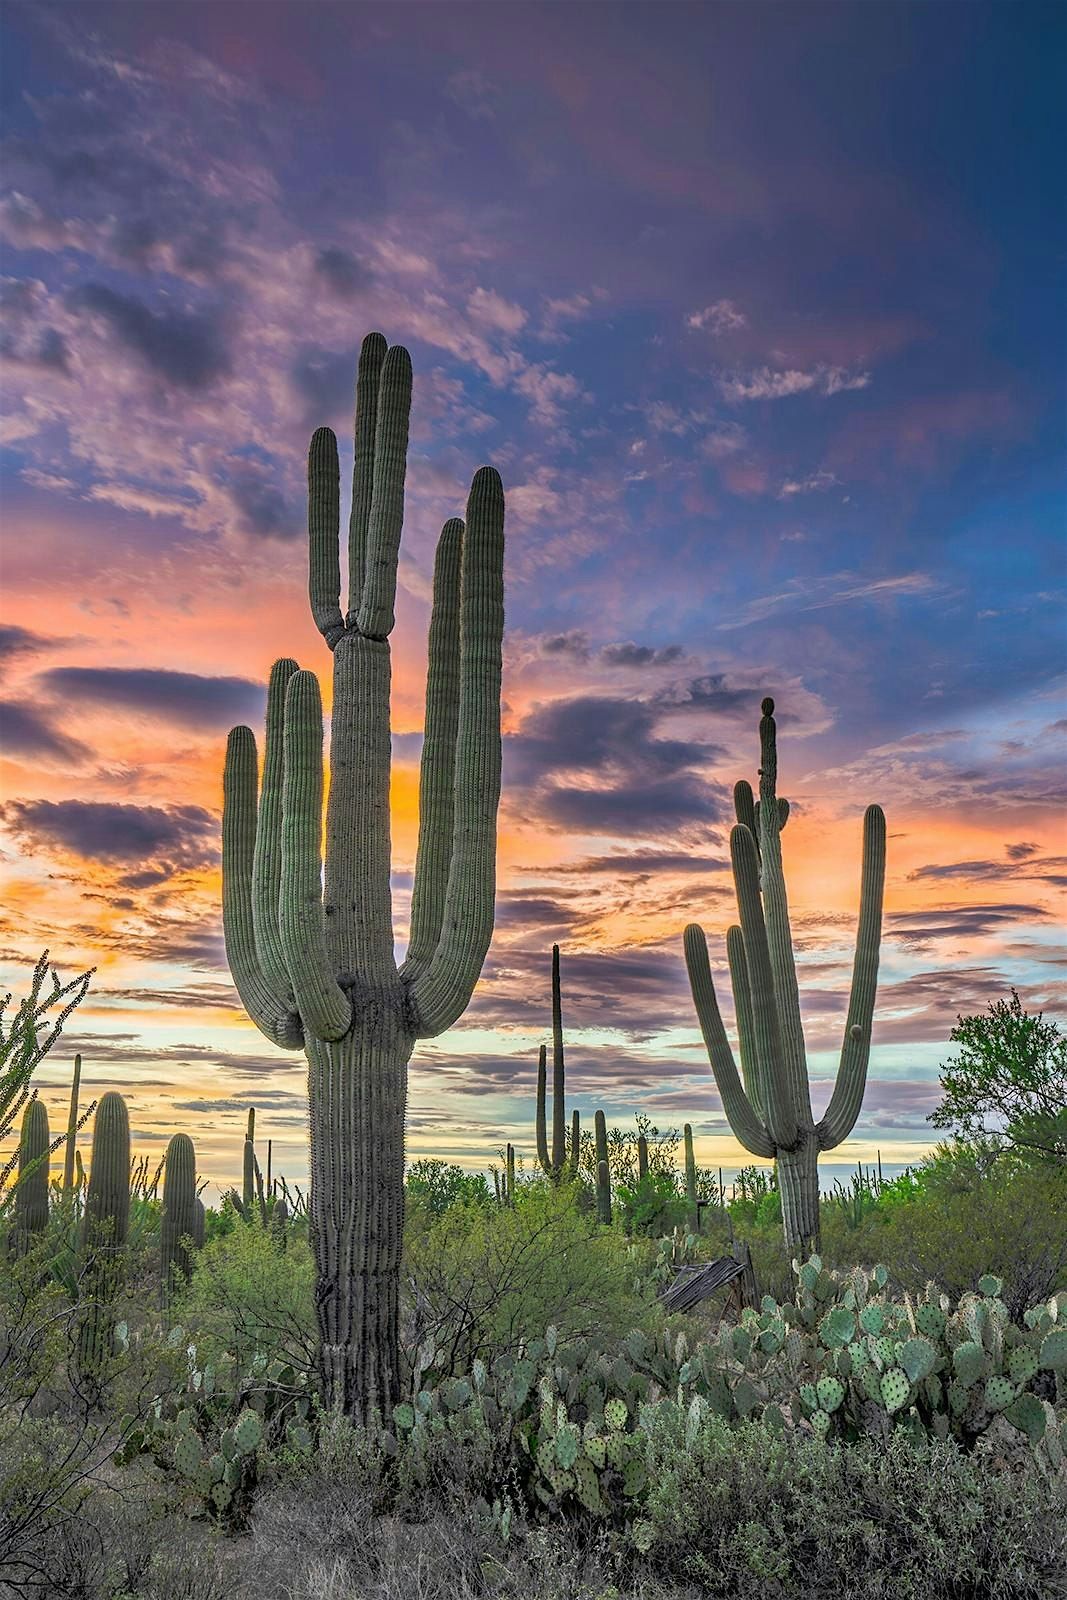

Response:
(405, 1158), (493, 1217)
(615, 1173), (690, 1237)
(635, 1414), (1067, 1597)
(855, 1146), (1067, 1316)
(403, 1178), (656, 1373)
(174, 1219), (315, 1376)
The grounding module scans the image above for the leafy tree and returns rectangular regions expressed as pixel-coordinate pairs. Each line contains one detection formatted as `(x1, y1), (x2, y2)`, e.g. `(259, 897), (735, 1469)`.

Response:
(930, 990), (1067, 1164)
(405, 1158), (492, 1217)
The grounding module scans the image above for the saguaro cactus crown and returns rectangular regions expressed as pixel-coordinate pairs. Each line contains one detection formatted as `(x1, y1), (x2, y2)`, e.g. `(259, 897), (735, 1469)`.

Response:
(684, 698), (886, 1254)
(535, 944), (580, 1181)
(222, 331), (505, 1419)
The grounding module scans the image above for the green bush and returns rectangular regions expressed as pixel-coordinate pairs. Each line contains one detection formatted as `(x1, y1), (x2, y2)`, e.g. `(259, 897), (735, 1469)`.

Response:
(403, 1178), (656, 1373)
(636, 1415), (1067, 1597)
(174, 1217), (315, 1376)
(615, 1172), (690, 1237)
(827, 1146), (1067, 1316)
(405, 1158), (493, 1217)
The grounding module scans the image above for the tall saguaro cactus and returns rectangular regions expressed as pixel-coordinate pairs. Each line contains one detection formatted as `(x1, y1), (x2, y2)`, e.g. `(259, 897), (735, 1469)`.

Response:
(161, 1132), (198, 1307)
(15, 1098), (50, 1243)
(684, 699), (885, 1254)
(535, 944), (581, 1180)
(222, 332), (505, 1420)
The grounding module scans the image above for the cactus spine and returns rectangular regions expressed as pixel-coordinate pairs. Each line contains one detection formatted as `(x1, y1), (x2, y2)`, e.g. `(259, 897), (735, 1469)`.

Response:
(222, 332), (505, 1419)
(683, 1122), (699, 1228)
(78, 1091), (130, 1380)
(684, 698), (886, 1253)
(535, 944), (580, 1181)
(15, 1098), (50, 1242)
(161, 1132), (198, 1307)
(594, 1108), (612, 1224)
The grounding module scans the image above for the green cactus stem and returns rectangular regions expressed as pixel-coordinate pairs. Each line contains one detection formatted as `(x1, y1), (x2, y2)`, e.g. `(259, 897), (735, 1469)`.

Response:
(505, 1141), (515, 1204)
(684, 698), (885, 1254)
(594, 1108), (612, 1225)
(15, 1097), (50, 1242)
(242, 1108), (255, 1211)
(535, 944), (581, 1181)
(637, 1133), (649, 1183)
(78, 1091), (130, 1381)
(683, 1123), (699, 1228)
(63, 1054), (81, 1193)
(161, 1132), (198, 1307)
(222, 332), (505, 1419)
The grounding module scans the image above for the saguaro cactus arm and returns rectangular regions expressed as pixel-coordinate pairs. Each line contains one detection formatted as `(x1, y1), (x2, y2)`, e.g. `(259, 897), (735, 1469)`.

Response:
(222, 729), (304, 1050)
(756, 700), (812, 1127)
(308, 427), (345, 648)
(817, 803), (887, 1150)
(408, 467), (505, 1038)
(252, 658), (300, 1004)
(725, 926), (762, 1121)
(730, 822), (799, 1149)
(401, 519), (463, 980)
(357, 344), (413, 641)
(280, 671), (352, 1042)
(535, 1043), (550, 1170)
(683, 922), (774, 1159)
(347, 332), (386, 624)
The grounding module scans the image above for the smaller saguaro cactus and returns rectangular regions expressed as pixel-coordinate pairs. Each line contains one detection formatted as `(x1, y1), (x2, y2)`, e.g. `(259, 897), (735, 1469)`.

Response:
(242, 1108), (256, 1211)
(684, 697), (886, 1254)
(161, 1132), (198, 1307)
(637, 1133), (649, 1183)
(78, 1091), (131, 1382)
(15, 1098), (50, 1243)
(593, 1109), (612, 1224)
(63, 1054), (81, 1192)
(683, 1123), (699, 1228)
(536, 945), (580, 1181)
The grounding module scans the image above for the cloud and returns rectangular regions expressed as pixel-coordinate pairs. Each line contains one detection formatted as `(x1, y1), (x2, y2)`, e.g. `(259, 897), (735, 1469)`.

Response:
(70, 283), (231, 389)
(290, 343), (358, 422)
(719, 571), (938, 630)
(313, 246), (372, 298)
(601, 642), (685, 669)
(687, 300), (747, 335)
(699, 422), (747, 459)
(540, 630), (590, 661)
(467, 286), (527, 335)
(778, 470), (840, 498)
(505, 694), (726, 837)
(2, 797), (218, 874)
(444, 68), (500, 120)
(907, 854), (1067, 889)
(39, 666), (265, 728)
(0, 624), (55, 670)
(886, 902), (1054, 950)
(718, 365), (871, 403)
(0, 700), (91, 764)
(658, 673), (755, 718)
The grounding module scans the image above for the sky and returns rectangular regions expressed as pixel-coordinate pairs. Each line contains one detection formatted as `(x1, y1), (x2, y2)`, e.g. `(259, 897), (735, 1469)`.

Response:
(0, 0), (1064, 1196)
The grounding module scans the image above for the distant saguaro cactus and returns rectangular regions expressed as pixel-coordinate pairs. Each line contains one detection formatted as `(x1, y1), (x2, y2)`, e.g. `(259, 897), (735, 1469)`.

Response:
(685, 698), (885, 1254)
(683, 1122), (699, 1228)
(78, 1091), (130, 1382)
(222, 332), (505, 1420)
(535, 945), (580, 1180)
(15, 1098), (50, 1243)
(161, 1132), (198, 1307)
(594, 1108), (612, 1224)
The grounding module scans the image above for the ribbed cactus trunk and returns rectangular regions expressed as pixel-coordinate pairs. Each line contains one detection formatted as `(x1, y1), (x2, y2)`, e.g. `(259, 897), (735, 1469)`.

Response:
(78, 1092), (130, 1385)
(63, 1054), (81, 1193)
(161, 1132), (198, 1307)
(684, 698), (886, 1257)
(15, 1098), (50, 1245)
(683, 1122), (699, 1229)
(222, 333), (504, 1420)
(637, 1133), (649, 1183)
(594, 1109), (611, 1224)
